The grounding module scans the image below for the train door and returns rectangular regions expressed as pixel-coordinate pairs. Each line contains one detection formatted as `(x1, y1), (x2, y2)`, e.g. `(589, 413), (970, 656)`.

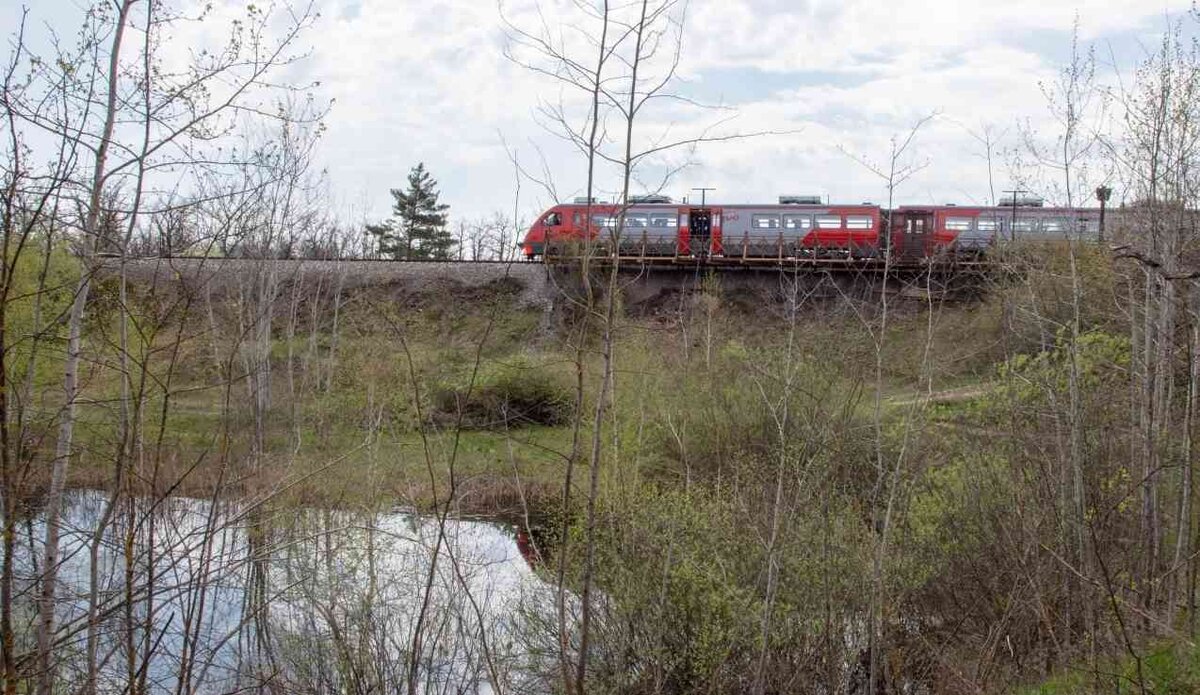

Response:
(689, 208), (712, 257)
(899, 211), (933, 258)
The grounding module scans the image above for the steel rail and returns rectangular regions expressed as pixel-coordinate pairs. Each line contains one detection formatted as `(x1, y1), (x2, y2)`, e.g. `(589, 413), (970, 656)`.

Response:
(107, 254), (992, 272)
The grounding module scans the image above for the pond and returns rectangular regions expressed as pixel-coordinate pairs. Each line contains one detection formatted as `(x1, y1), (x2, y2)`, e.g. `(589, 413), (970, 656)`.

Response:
(14, 490), (559, 693)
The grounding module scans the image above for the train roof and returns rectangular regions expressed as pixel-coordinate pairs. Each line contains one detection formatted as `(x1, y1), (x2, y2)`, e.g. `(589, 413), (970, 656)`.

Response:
(896, 204), (1103, 213)
(553, 201), (881, 209)
(545, 202), (1106, 215)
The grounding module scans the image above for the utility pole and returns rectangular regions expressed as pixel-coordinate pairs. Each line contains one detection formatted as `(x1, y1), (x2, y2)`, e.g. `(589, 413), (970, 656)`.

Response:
(691, 187), (715, 207)
(1003, 188), (1025, 242)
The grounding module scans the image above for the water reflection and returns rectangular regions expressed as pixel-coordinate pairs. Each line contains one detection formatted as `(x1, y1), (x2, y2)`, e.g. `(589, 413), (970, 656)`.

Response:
(16, 491), (555, 694)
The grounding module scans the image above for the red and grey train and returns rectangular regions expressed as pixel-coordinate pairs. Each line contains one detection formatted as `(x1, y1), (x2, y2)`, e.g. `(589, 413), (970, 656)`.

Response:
(520, 195), (1104, 261)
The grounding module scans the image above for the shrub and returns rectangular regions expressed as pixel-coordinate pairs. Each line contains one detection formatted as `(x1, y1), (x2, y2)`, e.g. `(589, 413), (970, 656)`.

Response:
(432, 354), (572, 428)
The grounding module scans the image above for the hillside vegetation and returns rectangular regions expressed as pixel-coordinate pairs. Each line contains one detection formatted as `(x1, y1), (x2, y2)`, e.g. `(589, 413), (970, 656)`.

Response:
(13, 240), (1189, 693)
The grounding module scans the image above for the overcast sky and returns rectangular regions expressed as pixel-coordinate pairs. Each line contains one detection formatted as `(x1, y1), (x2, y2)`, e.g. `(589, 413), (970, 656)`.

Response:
(2, 0), (1194, 223)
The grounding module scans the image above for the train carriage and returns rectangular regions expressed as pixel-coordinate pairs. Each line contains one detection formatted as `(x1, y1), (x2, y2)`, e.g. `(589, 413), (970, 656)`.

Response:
(521, 194), (1106, 262)
(523, 197), (887, 260)
(889, 201), (1102, 258)
(717, 202), (881, 258)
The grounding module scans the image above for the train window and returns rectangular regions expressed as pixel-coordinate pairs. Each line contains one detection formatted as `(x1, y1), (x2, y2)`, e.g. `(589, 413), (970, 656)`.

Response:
(591, 214), (617, 228)
(977, 219), (998, 232)
(783, 214), (812, 229)
(544, 212), (562, 226)
(1042, 219), (1065, 233)
(648, 214), (677, 228)
(1076, 217), (1096, 232)
(624, 212), (648, 228)
(946, 217), (973, 231)
(752, 214), (781, 229)
(816, 215), (841, 229)
(846, 215), (873, 229)
(1012, 219), (1036, 232)
(573, 212), (582, 226)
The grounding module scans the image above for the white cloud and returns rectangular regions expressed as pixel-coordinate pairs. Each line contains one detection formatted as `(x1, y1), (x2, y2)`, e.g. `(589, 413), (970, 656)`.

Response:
(682, 0), (1186, 74)
(1, 0), (1190, 222)
(303, 0), (1191, 219)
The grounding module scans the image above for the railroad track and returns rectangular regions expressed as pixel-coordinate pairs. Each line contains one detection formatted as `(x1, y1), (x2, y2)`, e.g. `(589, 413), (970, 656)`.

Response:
(108, 254), (990, 272)
(101, 254), (533, 264)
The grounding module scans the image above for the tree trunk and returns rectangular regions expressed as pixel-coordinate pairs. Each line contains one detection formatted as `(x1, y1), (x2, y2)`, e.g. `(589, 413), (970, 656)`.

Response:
(36, 7), (135, 691)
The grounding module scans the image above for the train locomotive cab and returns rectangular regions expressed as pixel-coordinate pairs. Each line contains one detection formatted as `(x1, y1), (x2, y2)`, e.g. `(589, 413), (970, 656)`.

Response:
(523, 200), (689, 259)
(522, 206), (570, 259)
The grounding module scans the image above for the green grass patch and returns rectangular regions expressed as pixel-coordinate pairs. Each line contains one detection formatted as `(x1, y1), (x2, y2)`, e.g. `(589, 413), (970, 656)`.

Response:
(1017, 642), (1200, 695)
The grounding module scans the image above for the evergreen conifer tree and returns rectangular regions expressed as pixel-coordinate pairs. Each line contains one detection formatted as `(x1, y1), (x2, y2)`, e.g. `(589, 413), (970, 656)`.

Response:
(368, 162), (453, 259)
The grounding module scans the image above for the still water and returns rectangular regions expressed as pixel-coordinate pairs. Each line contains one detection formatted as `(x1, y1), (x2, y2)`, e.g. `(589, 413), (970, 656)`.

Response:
(15, 490), (555, 693)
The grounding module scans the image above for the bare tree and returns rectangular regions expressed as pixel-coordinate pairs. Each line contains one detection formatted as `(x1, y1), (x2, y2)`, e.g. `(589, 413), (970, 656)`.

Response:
(1109, 14), (1200, 641)
(0, 1), (322, 691)
(842, 113), (935, 695)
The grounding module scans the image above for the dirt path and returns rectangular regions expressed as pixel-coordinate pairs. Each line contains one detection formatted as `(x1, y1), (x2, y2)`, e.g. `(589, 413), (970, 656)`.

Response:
(887, 383), (992, 408)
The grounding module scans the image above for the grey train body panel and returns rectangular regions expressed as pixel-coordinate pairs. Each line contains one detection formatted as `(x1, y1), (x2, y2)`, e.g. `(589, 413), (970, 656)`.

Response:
(721, 205), (833, 257)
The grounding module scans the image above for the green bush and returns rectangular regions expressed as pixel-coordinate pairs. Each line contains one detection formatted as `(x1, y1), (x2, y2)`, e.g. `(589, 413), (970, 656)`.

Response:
(1019, 642), (1200, 694)
(432, 354), (573, 428)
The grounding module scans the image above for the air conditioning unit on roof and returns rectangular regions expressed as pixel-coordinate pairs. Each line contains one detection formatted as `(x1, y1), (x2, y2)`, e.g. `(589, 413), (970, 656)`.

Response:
(779, 195), (823, 205)
(629, 194), (672, 204)
(1002, 195), (1045, 208)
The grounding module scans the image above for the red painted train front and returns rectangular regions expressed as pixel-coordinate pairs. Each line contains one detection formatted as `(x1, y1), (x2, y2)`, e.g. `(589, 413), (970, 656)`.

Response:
(521, 195), (1104, 261)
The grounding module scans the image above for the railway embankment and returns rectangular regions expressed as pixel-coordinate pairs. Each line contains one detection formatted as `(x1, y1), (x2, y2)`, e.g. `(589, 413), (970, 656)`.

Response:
(104, 257), (557, 311)
(106, 257), (989, 321)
